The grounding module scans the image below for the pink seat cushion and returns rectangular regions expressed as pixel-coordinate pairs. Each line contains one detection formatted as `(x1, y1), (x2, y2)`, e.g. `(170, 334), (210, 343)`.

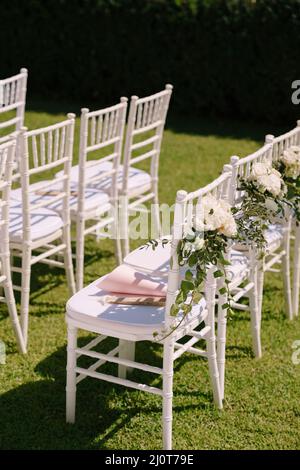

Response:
(97, 264), (167, 297)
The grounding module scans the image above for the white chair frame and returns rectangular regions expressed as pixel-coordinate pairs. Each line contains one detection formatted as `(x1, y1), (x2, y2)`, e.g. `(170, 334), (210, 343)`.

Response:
(221, 143), (291, 368)
(76, 99), (128, 290)
(265, 123), (300, 318)
(0, 68), (27, 144)
(65, 173), (235, 450)
(120, 85), (173, 257)
(10, 116), (76, 347)
(0, 139), (26, 353)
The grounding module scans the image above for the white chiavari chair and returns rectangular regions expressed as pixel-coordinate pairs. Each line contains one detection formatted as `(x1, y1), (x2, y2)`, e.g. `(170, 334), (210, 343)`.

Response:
(226, 143), (292, 352)
(264, 124), (300, 318)
(120, 85), (173, 257)
(0, 69), (27, 144)
(9, 116), (76, 347)
(65, 174), (236, 450)
(0, 139), (26, 353)
(74, 99), (127, 289)
(54, 99), (128, 289)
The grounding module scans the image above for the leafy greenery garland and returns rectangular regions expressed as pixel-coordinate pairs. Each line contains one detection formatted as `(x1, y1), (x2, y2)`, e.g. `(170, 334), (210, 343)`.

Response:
(144, 160), (299, 340)
(234, 176), (291, 253)
(143, 228), (233, 340)
(274, 159), (300, 224)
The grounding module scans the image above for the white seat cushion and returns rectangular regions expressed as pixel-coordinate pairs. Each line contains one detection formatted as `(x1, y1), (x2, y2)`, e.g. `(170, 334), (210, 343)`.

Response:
(9, 202), (64, 243)
(11, 181), (111, 217)
(56, 161), (152, 196)
(124, 238), (249, 284)
(66, 277), (206, 338)
(264, 224), (283, 251)
(124, 236), (171, 275)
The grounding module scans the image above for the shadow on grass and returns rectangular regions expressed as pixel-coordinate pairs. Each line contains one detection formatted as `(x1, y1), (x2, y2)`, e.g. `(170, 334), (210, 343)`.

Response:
(0, 338), (218, 450)
(11, 243), (114, 307)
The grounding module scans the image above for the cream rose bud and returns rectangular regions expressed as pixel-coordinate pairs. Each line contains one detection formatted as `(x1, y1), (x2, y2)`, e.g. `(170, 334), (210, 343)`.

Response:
(185, 227), (196, 240)
(265, 198), (278, 213)
(194, 216), (205, 232)
(184, 241), (194, 252)
(193, 236), (204, 250)
(270, 168), (282, 179)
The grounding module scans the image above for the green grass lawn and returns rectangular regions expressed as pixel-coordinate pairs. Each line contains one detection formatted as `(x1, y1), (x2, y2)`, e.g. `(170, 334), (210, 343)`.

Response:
(1, 103), (300, 449)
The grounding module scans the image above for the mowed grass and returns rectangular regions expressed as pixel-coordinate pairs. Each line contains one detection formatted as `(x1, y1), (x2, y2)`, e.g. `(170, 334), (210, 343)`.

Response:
(1, 101), (300, 450)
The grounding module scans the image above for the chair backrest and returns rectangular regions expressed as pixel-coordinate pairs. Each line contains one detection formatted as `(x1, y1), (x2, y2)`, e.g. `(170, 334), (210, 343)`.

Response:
(0, 140), (15, 248)
(0, 69), (28, 143)
(165, 172), (232, 326)
(227, 143), (273, 205)
(122, 85), (173, 194)
(78, 98), (128, 206)
(265, 121), (300, 163)
(17, 115), (75, 242)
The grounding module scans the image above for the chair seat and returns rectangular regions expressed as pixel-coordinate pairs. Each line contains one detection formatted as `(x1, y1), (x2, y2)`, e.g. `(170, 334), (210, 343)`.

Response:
(66, 277), (207, 340)
(264, 224), (283, 251)
(11, 181), (111, 217)
(124, 238), (249, 284)
(56, 161), (152, 197)
(9, 202), (63, 243)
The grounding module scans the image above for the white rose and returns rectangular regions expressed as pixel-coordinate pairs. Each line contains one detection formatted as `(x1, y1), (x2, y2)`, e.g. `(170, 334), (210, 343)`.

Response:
(218, 213), (237, 237)
(185, 227), (196, 240)
(194, 215), (205, 232)
(289, 145), (300, 155)
(257, 173), (282, 197)
(250, 162), (269, 179)
(193, 236), (205, 250)
(282, 149), (295, 165)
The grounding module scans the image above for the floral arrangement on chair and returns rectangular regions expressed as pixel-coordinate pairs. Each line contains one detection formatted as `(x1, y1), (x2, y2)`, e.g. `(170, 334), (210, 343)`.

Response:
(171, 194), (237, 319)
(146, 195), (238, 338)
(235, 160), (290, 252)
(275, 146), (300, 223)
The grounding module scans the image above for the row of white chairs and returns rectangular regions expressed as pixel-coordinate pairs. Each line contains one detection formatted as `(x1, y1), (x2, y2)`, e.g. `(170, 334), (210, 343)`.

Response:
(64, 123), (300, 450)
(1, 69), (299, 449)
(0, 68), (173, 351)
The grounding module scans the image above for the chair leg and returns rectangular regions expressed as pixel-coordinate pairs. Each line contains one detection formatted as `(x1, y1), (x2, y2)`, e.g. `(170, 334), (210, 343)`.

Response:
(216, 288), (227, 400)
(2, 252), (26, 354)
(162, 340), (174, 450)
(207, 329), (223, 409)
(249, 256), (262, 358)
(257, 258), (264, 323)
(282, 224), (293, 320)
(66, 324), (77, 423)
(76, 217), (85, 292)
(292, 226), (300, 317)
(64, 225), (76, 296)
(205, 270), (222, 408)
(118, 340), (135, 379)
(20, 245), (32, 348)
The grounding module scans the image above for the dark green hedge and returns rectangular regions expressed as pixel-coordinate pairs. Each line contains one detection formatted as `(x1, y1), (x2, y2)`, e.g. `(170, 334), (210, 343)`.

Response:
(1, 0), (300, 123)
